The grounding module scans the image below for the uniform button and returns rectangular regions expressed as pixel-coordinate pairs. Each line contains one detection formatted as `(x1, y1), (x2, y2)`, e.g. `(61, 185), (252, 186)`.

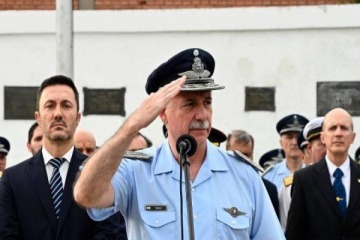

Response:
(192, 187), (196, 192)
(231, 220), (236, 224)
(155, 220), (159, 224)
(194, 215), (197, 219)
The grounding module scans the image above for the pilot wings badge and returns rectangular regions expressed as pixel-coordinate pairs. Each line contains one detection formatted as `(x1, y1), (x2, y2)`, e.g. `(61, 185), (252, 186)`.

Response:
(223, 207), (246, 218)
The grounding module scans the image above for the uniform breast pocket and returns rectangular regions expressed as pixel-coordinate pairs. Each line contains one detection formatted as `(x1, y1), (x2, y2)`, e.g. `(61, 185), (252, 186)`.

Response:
(216, 208), (250, 239)
(140, 211), (176, 238)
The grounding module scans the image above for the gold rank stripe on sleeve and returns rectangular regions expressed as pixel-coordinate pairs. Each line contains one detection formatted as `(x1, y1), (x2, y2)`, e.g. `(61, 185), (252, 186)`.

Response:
(283, 175), (293, 187)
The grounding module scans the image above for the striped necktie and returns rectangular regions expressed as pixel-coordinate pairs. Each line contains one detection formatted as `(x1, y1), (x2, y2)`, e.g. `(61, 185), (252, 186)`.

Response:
(49, 157), (66, 220)
(333, 168), (347, 219)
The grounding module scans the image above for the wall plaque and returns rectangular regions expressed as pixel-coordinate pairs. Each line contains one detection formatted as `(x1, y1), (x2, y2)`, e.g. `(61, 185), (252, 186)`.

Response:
(4, 86), (38, 120)
(83, 87), (126, 116)
(317, 82), (360, 116)
(245, 87), (275, 111)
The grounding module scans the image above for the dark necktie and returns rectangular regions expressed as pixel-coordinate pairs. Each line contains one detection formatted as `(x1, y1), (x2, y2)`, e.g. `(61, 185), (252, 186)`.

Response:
(49, 158), (66, 220)
(332, 168), (346, 219)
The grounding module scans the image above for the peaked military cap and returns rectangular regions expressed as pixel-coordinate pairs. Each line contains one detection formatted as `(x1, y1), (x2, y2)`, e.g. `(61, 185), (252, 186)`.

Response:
(146, 48), (225, 94)
(303, 117), (324, 142)
(297, 130), (308, 150)
(0, 136), (10, 154)
(276, 114), (309, 135)
(355, 146), (360, 162)
(259, 148), (285, 169)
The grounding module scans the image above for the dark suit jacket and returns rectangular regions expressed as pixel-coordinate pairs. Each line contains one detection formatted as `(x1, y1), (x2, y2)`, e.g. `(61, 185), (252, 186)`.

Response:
(262, 178), (279, 218)
(285, 158), (360, 240)
(0, 149), (127, 240)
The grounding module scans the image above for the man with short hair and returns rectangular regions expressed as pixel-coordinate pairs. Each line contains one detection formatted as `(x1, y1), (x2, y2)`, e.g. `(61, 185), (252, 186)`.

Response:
(27, 122), (43, 155)
(0, 75), (125, 239)
(286, 108), (360, 240)
(226, 129), (254, 160)
(74, 48), (284, 239)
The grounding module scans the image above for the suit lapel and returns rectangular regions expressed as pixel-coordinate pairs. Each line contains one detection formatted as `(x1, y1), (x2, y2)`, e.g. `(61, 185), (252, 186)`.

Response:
(26, 152), (57, 231)
(346, 160), (360, 219)
(57, 149), (86, 233)
(313, 158), (341, 218)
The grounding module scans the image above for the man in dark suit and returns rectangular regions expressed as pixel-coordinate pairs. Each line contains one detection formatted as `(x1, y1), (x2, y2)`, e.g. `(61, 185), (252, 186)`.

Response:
(286, 108), (360, 240)
(0, 75), (126, 240)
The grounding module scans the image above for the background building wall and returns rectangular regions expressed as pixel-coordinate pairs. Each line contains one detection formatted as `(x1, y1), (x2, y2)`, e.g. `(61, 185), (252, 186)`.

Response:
(0, 0), (353, 10)
(1, 5), (360, 167)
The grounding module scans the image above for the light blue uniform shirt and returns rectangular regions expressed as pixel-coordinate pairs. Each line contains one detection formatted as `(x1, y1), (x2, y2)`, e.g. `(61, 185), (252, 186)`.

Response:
(88, 140), (285, 240)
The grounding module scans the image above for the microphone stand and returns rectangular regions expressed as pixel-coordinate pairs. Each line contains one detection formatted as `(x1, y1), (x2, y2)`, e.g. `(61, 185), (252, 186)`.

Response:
(180, 146), (195, 240)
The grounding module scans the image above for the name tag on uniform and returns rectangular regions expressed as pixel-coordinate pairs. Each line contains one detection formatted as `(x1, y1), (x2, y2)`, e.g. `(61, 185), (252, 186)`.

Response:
(145, 205), (167, 211)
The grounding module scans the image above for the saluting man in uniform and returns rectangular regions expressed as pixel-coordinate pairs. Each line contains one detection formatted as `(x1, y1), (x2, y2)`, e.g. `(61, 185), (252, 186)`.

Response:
(74, 48), (285, 239)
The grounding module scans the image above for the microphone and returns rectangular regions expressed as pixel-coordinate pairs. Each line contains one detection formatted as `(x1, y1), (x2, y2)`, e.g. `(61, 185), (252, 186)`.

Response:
(176, 134), (197, 157)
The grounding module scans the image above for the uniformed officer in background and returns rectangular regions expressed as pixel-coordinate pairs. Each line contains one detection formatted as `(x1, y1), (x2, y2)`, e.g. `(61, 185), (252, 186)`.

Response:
(0, 136), (10, 178)
(262, 114), (309, 191)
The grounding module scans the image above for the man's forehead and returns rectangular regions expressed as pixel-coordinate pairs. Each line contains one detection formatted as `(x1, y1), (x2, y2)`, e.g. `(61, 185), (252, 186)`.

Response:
(178, 90), (212, 99)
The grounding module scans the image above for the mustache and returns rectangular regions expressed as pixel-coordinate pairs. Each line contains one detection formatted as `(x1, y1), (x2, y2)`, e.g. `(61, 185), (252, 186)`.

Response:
(51, 119), (67, 128)
(189, 120), (209, 130)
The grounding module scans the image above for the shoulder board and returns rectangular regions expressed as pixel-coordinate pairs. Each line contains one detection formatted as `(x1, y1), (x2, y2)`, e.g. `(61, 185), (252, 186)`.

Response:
(229, 150), (264, 173)
(123, 151), (152, 161)
(261, 165), (274, 176)
(283, 175), (293, 187)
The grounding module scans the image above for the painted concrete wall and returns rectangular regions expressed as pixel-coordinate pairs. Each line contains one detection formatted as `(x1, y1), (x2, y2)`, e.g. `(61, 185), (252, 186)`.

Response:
(1, 5), (360, 167)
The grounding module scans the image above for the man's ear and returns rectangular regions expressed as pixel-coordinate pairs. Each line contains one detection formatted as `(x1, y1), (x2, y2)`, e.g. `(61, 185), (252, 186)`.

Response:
(159, 109), (167, 124)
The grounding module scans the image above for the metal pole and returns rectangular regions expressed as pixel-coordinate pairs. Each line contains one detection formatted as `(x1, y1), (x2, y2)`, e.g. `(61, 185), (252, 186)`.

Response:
(56, 0), (74, 79)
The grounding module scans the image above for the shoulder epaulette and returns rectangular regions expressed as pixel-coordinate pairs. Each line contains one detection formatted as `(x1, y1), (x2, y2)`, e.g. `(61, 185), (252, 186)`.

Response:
(283, 175), (293, 187)
(261, 165), (274, 176)
(123, 151), (152, 161)
(229, 150), (264, 173)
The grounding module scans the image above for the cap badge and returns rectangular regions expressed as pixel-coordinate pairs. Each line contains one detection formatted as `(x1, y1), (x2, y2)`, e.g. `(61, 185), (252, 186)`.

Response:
(287, 115), (303, 128)
(223, 207), (245, 218)
(178, 49), (211, 79)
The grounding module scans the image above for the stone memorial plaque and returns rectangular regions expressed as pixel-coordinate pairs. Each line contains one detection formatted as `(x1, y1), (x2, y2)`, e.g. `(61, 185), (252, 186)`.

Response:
(245, 87), (275, 111)
(4, 86), (38, 119)
(83, 87), (126, 116)
(317, 82), (360, 116)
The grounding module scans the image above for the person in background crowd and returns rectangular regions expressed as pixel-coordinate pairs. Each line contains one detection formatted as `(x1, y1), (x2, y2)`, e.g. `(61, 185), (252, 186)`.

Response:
(226, 129), (254, 160)
(259, 149), (285, 171)
(278, 117), (326, 231)
(127, 132), (153, 151)
(355, 146), (360, 163)
(297, 130), (311, 166)
(0, 75), (125, 239)
(262, 114), (309, 191)
(74, 129), (97, 156)
(27, 122), (43, 155)
(0, 136), (10, 178)
(227, 129), (280, 218)
(286, 108), (360, 240)
(74, 48), (285, 239)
